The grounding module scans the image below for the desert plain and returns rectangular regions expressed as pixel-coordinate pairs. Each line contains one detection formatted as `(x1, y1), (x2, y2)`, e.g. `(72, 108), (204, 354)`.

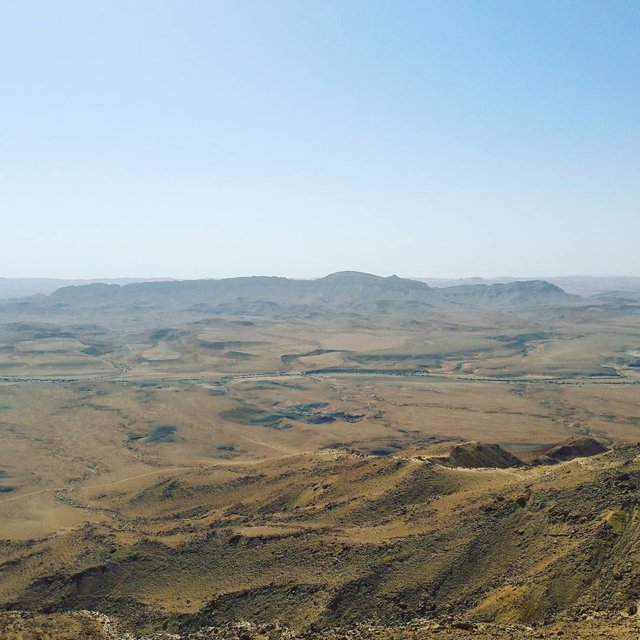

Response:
(1, 272), (640, 638)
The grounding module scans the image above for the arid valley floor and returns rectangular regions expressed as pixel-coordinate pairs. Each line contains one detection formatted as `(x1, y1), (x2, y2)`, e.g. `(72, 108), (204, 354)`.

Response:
(1, 272), (640, 638)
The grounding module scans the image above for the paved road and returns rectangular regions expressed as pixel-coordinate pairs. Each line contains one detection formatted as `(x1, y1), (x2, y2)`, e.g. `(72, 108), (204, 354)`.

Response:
(1, 369), (638, 386)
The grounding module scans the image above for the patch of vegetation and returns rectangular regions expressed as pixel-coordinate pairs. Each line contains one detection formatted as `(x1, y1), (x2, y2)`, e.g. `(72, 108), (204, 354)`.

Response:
(221, 407), (290, 429)
(0, 403), (15, 410)
(32, 329), (74, 339)
(211, 444), (245, 459)
(221, 402), (362, 429)
(81, 346), (104, 356)
(200, 340), (226, 350)
(148, 425), (178, 443)
(200, 340), (263, 351)
(290, 402), (329, 412)
(492, 332), (552, 343)
(369, 446), (402, 456)
(149, 328), (185, 341)
(591, 367), (621, 377)
(224, 351), (255, 360)
(127, 425), (178, 443)
(616, 356), (640, 368)
(281, 349), (344, 364)
(242, 380), (305, 391)
(0, 470), (14, 493)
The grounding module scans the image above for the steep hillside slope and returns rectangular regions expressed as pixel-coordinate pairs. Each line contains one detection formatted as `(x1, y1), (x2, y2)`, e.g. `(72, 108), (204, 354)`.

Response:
(2, 441), (638, 635)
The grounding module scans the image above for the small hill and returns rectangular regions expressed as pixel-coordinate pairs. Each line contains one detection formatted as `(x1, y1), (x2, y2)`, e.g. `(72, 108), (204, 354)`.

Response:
(445, 442), (524, 468)
(532, 436), (609, 465)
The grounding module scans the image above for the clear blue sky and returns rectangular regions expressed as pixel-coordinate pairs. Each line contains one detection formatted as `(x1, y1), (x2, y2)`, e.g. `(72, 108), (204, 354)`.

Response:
(1, 1), (639, 278)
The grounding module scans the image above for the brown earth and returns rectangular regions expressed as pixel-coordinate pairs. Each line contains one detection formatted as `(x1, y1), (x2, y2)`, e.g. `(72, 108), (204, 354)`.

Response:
(1, 274), (640, 637)
(1, 610), (639, 639)
(532, 436), (609, 464)
(1, 441), (639, 635)
(444, 442), (524, 468)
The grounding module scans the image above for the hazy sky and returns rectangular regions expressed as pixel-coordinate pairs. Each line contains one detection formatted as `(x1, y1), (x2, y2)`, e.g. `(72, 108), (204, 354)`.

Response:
(1, 1), (639, 279)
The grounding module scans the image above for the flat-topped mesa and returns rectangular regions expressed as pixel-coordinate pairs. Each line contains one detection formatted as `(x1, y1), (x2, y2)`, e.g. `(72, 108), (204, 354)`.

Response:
(438, 279), (575, 306)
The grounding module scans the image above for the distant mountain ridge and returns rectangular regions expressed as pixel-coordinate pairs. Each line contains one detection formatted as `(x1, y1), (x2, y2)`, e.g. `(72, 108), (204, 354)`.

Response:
(420, 275), (640, 296)
(42, 272), (576, 315)
(47, 272), (431, 311)
(0, 277), (170, 301)
(3, 274), (636, 302)
(440, 280), (571, 305)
